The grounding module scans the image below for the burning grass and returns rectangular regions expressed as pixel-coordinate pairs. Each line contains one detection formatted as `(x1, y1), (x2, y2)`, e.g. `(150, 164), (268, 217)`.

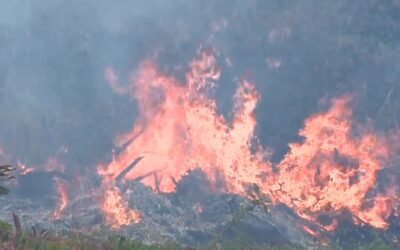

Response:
(99, 48), (400, 233)
(1, 47), (397, 249)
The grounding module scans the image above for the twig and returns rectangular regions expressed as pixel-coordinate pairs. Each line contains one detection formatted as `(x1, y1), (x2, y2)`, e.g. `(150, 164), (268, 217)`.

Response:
(12, 212), (21, 248)
(392, 113), (400, 134)
(376, 85), (395, 123)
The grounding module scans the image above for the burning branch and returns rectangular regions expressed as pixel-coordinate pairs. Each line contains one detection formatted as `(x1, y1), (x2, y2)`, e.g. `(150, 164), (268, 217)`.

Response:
(114, 156), (144, 184)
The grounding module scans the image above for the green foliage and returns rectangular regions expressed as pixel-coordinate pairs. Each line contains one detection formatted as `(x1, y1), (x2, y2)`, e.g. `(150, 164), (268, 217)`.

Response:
(17, 235), (74, 250)
(0, 220), (12, 231)
(0, 217), (395, 250)
(106, 236), (163, 250)
(0, 164), (13, 195)
(315, 238), (396, 250)
(0, 220), (12, 242)
(357, 239), (393, 250)
(198, 242), (305, 250)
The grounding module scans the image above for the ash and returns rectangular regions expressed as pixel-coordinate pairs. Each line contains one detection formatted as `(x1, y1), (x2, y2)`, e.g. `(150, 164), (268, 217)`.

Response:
(0, 170), (317, 248)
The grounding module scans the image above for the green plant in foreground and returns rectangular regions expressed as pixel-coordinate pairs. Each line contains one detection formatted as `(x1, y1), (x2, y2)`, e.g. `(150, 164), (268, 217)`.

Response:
(0, 218), (396, 250)
(106, 235), (163, 250)
(0, 219), (12, 242)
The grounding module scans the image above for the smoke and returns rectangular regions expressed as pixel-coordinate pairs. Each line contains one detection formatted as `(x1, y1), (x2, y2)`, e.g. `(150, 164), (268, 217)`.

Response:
(0, 0), (398, 166)
(0, 0), (399, 235)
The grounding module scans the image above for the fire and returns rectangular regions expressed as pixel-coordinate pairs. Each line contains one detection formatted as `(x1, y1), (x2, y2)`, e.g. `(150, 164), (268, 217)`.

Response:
(52, 177), (68, 219)
(100, 49), (264, 194)
(100, 48), (399, 230)
(15, 156), (65, 174)
(302, 225), (320, 238)
(98, 176), (141, 228)
(14, 156), (69, 220)
(268, 96), (396, 229)
(16, 161), (34, 175)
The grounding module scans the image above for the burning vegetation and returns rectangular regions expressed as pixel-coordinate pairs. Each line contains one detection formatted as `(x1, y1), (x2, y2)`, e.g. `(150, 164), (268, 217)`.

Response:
(96, 48), (399, 237)
(1, 1), (400, 249)
(0, 46), (397, 248)
(0, 46), (398, 249)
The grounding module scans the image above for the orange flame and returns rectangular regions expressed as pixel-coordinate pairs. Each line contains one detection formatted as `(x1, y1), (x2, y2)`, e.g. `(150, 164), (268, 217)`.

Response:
(100, 49), (264, 194)
(16, 161), (34, 175)
(269, 96), (396, 229)
(100, 49), (398, 230)
(52, 177), (68, 219)
(15, 156), (65, 175)
(302, 225), (321, 238)
(97, 175), (141, 228)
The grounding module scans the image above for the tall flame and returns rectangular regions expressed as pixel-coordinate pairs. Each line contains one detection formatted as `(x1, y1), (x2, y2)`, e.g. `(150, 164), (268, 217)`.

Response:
(13, 156), (69, 220)
(52, 177), (68, 219)
(269, 96), (395, 229)
(100, 49), (398, 230)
